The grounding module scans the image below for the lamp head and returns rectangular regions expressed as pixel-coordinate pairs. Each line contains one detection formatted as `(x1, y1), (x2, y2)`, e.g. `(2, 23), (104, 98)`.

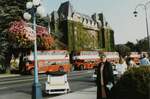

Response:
(37, 6), (45, 17)
(33, 0), (41, 6)
(23, 12), (31, 20)
(26, 2), (33, 9)
(133, 11), (138, 17)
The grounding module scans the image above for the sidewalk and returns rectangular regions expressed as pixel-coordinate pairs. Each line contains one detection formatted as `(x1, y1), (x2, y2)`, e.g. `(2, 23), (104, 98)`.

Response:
(47, 87), (96, 99)
(0, 87), (96, 99)
(0, 92), (31, 99)
(0, 73), (96, 99)
(0, 74), (20, 78)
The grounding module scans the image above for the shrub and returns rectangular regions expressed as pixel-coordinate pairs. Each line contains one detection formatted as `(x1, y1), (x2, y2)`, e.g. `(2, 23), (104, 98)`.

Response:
(111, 66), (150, 99)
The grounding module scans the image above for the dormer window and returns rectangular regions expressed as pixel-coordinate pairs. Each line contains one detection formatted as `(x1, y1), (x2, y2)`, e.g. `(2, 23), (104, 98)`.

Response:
(86, 19), (88, 24)
(90, 20), (92, 25)
(82, 18), (84, 23)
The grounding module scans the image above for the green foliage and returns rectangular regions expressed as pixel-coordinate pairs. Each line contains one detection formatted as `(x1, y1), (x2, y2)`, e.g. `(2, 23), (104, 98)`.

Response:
(0, 32), (8, 72)
(125, 41), (136, 51)
(67, 21), (75, 51)
(0, 0), (27, 31)
(115, 44), (130, 57)
(104, 28), (109, 50)
(36, 15), (49, 27)
(136, 38), (149, 52)
(118, 37), (149, 52)
(0, 0), (51, 73)
(109, 30), (115, 51)
(0, 0), (28, 72)
(0, 35), (8, 59)
(37, 34), (54, 50)
(67, 20), (99, 51)
(111, 66), (150, 99)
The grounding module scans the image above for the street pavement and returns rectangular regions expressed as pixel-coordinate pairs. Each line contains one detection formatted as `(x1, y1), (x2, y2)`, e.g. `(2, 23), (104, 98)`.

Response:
(0, 71), (96, 99)
(0, 92), (31, 99)
(0, 87), (96, 99)
(48, 87), (96, 99)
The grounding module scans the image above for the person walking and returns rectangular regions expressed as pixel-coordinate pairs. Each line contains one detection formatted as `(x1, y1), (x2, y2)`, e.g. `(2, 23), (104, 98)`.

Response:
(140, 54), (150, 65)
(115, 57), (127, 78)
(96, 54), (114, 99)
(128, 58), (137, 68)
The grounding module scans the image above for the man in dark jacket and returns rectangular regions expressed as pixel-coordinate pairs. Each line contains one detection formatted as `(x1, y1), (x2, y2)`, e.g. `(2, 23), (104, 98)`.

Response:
(96, 54), (114, 99)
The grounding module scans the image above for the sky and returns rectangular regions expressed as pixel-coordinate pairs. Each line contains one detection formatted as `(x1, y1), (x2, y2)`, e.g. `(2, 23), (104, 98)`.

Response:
(41, 0), (150, 44)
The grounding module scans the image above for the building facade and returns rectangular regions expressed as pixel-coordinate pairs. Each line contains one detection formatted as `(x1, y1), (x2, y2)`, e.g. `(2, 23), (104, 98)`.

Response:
(50, 1), (115, 52)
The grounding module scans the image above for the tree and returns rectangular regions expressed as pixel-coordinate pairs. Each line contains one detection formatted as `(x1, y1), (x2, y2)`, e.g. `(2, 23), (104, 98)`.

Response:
(8, 20), (54, 73)
(115, 44), (130, 57)
(111, 66), (150, 99)
(0, 0), (28, 73)
(0, 34), (8, 73)
(136, 38), (149, 52)
(0, 0), (28, 32)
(0, 0), (54, 73)
(125, 41), (136, 51)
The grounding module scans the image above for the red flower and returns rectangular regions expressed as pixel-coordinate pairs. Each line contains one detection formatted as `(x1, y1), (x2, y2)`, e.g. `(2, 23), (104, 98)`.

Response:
(9, 20), (54, 49)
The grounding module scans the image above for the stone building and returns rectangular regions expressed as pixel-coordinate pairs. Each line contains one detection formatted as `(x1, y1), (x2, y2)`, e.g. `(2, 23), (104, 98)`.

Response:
(49, 1), (115, 52)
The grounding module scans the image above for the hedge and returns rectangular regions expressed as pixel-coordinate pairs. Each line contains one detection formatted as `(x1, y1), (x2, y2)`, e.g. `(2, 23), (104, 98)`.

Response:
(111, 66), (150, 99)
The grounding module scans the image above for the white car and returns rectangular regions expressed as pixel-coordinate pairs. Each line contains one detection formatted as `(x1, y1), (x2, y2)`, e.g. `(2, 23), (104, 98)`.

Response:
(45, 72), (70, 94)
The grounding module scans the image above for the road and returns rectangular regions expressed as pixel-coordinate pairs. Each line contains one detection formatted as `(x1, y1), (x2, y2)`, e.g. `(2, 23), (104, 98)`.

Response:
(0, 70), (96, 98)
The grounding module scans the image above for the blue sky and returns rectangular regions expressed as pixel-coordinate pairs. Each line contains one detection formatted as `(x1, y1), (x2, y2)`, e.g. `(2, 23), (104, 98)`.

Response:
(42, 0), (150, 44)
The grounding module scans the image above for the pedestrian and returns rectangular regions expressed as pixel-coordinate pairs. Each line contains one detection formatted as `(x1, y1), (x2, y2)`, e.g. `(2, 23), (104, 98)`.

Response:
(140, 54), (150, 65)
(96, 54), (114, 99)
(124, 55), (130, 68)
(128, 58), (137, 68)
(115, 57), (127, 78)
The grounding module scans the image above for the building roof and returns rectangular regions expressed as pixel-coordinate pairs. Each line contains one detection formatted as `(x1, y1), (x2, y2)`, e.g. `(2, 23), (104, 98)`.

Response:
(74, 12), (93, 21)
(57, 1), (74, 18)
(51, 11), (59, 20)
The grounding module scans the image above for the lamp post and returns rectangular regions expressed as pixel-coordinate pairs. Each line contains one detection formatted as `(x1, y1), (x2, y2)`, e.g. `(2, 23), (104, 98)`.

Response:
(133, 1), (150, 51)
(23, 0), (44, 99)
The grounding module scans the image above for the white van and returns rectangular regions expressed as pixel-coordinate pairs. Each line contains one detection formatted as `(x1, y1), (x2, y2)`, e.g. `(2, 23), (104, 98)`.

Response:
(45, 72), (70, 94)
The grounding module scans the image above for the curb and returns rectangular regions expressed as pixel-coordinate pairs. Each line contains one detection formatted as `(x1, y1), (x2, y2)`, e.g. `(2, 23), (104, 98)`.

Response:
(0, 74), (20, 78)
(46, 87), (96, 99)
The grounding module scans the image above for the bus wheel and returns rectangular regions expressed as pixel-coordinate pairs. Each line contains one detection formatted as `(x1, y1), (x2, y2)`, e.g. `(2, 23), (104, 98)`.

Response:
(30, 68), (34, 75)
(93, 66), (97, 69)
(73, 64), (78, 70)
(58, 66), (64, 72)
(80, 65), (84, 70)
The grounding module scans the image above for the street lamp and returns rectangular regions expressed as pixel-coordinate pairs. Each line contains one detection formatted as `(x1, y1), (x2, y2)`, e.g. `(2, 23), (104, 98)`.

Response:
(133, 1), (150, 51)
(23, 0), (44, 99)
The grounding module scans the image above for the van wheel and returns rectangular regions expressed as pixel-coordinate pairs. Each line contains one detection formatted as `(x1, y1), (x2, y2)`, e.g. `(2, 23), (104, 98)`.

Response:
(58, 66), (64, 72)
(73, 64), (78, 70)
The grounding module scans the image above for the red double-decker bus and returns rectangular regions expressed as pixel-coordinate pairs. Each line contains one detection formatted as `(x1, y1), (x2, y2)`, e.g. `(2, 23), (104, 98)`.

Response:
(22, 50), (71, 74)
(71, 51), (100, 70)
